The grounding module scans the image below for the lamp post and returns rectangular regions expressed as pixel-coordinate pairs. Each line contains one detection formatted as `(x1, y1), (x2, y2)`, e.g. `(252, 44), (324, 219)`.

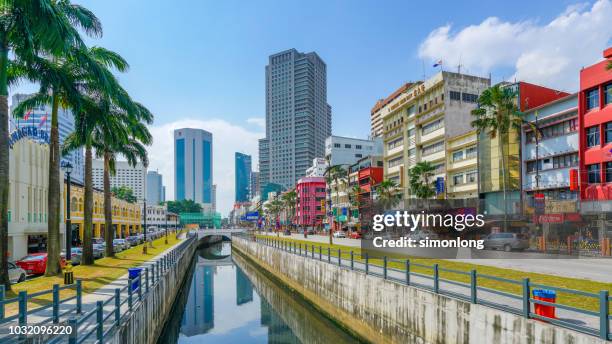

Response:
(142, 198), (147, 254)
(61, 161), (74, 285)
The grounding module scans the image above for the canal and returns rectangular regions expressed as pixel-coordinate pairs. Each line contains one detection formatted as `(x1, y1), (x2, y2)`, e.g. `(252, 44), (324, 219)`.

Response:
(158, 241), (358, 343)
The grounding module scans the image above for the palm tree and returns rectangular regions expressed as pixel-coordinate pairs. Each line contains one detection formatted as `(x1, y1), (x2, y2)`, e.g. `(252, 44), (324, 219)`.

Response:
(0, 0), (101, 285)
(376, 180), (401, 211)
(281, 190), (297, 230)
(264, 199), (283, 233)
(471, 84), (523, 230)
(408, 161), (436, 199)
(348, 184), (362, 229)
(14, 46), (131, 268)
(324, 164), (346, 244)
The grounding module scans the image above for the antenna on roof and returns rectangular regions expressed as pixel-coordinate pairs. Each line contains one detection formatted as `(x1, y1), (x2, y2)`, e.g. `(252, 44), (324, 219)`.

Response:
(457, 54), (463, 74)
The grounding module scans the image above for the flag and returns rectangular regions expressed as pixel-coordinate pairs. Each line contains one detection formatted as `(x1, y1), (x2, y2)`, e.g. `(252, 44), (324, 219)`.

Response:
(38, 114), (48, 128)
(433, 60), (443, 67)
(23, 110), (31, 121)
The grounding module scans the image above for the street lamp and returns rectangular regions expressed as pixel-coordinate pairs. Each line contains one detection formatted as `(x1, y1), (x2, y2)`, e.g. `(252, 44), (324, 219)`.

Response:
(142, 198), (147, 254)
(61, 161), (74, 285)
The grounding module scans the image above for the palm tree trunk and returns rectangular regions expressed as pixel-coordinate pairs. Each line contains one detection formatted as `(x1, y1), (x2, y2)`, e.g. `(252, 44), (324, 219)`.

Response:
(45, 94), (62, 276)
(103, 152), (114, 257)
(82, 144), (94, 265)
(0, 38), (11, 288)
(500, 135), (508, 232)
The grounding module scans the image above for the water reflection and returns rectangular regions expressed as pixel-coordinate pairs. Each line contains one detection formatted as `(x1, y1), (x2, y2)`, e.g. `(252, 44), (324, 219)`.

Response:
(160, 242), (356, 344)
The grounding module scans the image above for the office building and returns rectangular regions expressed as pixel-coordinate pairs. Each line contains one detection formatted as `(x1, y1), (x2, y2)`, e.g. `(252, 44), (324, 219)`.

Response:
(92, 159), (147, 201)
(296, 177), (326, 228)
(249, 171), (260, 199)
(259, 48), (331, 190)
(235, 152), (252, 202)
(371, 83), (415, 138)
(10, 93), (85, 184)
(212, 184), (217, 212)
(174, 128), (213, 207)
(146, 170), (164, 205)
(325, 136), (383, 167)
(305, 157), (326, 177)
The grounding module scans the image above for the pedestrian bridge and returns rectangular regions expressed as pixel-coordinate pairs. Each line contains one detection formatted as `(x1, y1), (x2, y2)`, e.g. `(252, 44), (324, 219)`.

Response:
(197, 228), (246, 242)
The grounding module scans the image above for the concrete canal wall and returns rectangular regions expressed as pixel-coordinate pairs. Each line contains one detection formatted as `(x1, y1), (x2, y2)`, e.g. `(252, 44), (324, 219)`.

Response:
(105, 238), (197, 344)
(232, 237), (608, 344)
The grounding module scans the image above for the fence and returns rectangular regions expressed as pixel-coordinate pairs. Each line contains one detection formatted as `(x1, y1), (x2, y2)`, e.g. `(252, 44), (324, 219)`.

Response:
(0, 235), (195, 344)
(247, 234), (611, 341)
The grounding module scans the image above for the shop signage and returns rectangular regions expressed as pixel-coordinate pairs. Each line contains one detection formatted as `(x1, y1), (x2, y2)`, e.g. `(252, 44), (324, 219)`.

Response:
(8, 125), (50, 149)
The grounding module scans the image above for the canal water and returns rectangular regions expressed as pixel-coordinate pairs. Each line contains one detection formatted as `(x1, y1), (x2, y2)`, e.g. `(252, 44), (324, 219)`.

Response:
(158, 241), (358, 344)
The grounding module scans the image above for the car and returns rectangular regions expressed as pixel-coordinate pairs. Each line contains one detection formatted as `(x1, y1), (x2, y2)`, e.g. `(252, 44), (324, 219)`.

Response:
(92, 244), (105, 259)
(126, 236), (141, 246)
(113, 239), (129, 251)
(69, 248), (82, 265)
(349, 231), (362, 239)
(333, 231), (346, 238)
(92, 237), (105, 245)
(16, 253), (66, 275)
(483, 232), (529, 252)
(8, 262), (26, 284)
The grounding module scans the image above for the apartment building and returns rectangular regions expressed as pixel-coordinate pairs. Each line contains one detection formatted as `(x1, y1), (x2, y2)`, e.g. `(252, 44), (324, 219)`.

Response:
(446, 131), (478, 199)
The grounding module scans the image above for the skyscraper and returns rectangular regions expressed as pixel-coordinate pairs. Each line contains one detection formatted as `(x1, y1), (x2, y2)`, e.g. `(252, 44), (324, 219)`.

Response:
(249, 171), (260, 199)
(92, 160), (147, 200)
(235, 152), (252, 203)
(259, 49), (331, 190)
(174, 128), (213, 207)
(146, 170), (163, 205)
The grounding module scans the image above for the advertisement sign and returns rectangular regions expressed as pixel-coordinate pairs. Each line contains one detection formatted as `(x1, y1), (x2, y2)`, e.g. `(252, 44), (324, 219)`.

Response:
(245, 211), (259, 221)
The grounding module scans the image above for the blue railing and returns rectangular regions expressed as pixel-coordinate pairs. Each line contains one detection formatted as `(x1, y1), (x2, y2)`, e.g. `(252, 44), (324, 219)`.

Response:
(251, 235), (611, 341)
(0, 235), (194, 344)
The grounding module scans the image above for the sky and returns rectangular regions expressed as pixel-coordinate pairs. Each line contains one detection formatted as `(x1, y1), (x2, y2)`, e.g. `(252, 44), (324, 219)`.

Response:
(11, 0), (612, 216)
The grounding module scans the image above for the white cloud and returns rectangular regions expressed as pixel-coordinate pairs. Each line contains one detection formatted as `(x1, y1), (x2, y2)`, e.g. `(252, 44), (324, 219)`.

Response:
(147, 118), (263, 216)
(246, 117), (265, 128)
(418, 0), (612, 91)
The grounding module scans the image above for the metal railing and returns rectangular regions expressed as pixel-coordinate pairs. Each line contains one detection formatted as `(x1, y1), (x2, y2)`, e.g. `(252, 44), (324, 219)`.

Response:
(0, 235), (195, 344)
(247, 235), (611, 341)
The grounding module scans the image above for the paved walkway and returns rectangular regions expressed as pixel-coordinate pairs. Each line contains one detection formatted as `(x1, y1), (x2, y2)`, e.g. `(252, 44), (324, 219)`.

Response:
(259, 232), (612, 283)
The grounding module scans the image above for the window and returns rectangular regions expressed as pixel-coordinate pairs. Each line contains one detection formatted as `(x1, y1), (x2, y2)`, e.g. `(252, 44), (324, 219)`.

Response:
(586, 88), (599, 110)
(605, 84), (612, 105)
(407, 128), (415, 137)
(453, 174), (464, 185)
(466, 171), (477, 183)
(588, 164), (601, 183)
(462, 93), (478, 103)
(450, 91), (461, 101)
(344, 144), (351, 148)
(607, 162), (612, 183)
(452, 150), (464, 161)
(422, 141), (445, 156)
(387, 137), (403, 150)
(466, 146), (477, 159)
(422, 119), (444, 135)
(334, 143), (341, 148)
(388, 156), (402, 169)
(605, 122), (612, 144)
(356, 145), (362, 149)
(586, 126), (600, 147)
(355, 154), (362, 158)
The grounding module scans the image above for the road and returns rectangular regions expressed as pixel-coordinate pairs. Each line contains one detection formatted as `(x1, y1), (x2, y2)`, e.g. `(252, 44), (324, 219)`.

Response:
(260, 232), (612, 283)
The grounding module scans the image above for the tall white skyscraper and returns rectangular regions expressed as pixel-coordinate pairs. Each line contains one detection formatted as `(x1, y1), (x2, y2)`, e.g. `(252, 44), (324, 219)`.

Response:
(258, 49), (331, 190)
(174, 128), (213, 207)
(146, 170), (163, 205)
(92, 160), (147, 200)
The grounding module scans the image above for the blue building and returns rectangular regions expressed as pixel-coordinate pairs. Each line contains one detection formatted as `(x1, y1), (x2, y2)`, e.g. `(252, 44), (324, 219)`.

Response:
(235, 152), (252, 202)
(174, 128), (213, 207)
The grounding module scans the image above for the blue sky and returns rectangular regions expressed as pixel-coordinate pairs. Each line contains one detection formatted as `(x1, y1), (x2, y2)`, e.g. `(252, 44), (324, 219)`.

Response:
(11, 0), (612, 215)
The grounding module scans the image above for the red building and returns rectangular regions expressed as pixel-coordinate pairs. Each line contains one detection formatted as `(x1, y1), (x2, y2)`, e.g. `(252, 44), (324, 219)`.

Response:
(295, 177), (326, 228)
(578, 47), (612, 200)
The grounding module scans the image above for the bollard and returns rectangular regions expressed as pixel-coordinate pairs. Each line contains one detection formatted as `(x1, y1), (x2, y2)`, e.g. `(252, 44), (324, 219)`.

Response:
(405, 259), (410, 285)
(18, 291), (27, 326)
(114, 289), (121, 325)
(68, 318), (77, 344)
(350, 251), (354, 270)
(383, 257), (388, 279)
(76, 279), (83, 314)
(599, 290), (609, 339)
(52, 284), (60, 323)
(433, 264), (439, 293)
(365, 253), (369, 274)
(96, 301), (103, 341)
(522, 278), (530, 318)
(0, 285), (4, 320)
(470, 270), (477, 304)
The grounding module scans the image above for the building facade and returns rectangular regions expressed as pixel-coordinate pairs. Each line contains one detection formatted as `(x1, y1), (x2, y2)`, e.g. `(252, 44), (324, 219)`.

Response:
(295, 177), (326, 228)
(11, 93), (85, 184)
(257, 138), (269, 195)
(92, 159), (147, 201)
(371, 83), (415, 138)
(142, 204), (179, 229)
(259, 49), (331, 190)
(325, 136), (383, 167)
(146, 170), (164, 205)
(305, 157), (326, 177)
(249, 171), (260, 199)
(446, 131), (478, 199)
(235, 152), (252, 202)
(381, 72), (490, 201)
(174, 128), (213, 207)
(349, 156), (384, 231)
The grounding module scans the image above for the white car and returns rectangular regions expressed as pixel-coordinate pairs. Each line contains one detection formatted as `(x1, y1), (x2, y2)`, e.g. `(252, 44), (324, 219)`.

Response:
(8, 262), (26, 284)
(333, 231), (346, 238)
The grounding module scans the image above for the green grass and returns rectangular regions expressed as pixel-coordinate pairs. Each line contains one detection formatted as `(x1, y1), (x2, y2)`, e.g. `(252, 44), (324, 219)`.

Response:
(258, 235), (612, 313)
(3, 234), (183, 317)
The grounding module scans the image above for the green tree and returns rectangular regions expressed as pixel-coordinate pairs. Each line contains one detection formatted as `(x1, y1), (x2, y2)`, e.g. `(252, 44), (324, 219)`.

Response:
(376, 180), (401, 210)
(281, 189), (297, 228)
(324, 164), (347, 244)
(348, 184), (362, 226)
(471, 84), (523, 228)
(408, 161), (436, 199)
(110, 187), (137, 204)
(6, 1), (102, 277)
(165, 199), (202, 214)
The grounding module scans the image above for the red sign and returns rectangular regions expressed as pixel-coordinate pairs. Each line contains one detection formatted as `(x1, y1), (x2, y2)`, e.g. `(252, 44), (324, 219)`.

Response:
(569, 169), (578, 191)
(534, 214), (564, 224)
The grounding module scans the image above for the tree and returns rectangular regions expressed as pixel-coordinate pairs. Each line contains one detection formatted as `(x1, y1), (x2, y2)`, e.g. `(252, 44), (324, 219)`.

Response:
(281, 190), (297, 229)
(376, 180), (401, 211)
(165, 200), (202, 214)
(471, 84), (523, 230)
(324, 164), (347, 244)
(6, 1), (102, 277)
(264, 199), (283, 231)
(111, 187), (137, 203)
(348, 184), (362, 228)
(408, 161), (436, 199)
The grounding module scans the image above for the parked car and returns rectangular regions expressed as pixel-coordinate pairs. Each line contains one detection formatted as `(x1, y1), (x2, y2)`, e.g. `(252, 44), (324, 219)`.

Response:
(113, 239), (129, 251)
(126, 236), (141, 247)
(16, 253), (66, 275)
(69, 248), (82, 265)
(92, 244), (105, 259)
(8, 262), (26, 284)
(333, 231), (346, 238)
(349, 231), (362, 239)
(92, 237), (105, 245)
(483, 232), (529, 252)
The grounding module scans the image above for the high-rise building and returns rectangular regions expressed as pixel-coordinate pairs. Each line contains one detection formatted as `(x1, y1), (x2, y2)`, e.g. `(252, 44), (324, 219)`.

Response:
(235, 153), (252, 202)
(259, 49), (331, 190)
(146, 171), (163, 205)
(92, 160), (147, 201)
(325, 136), (383, 168)
(371, 83), (415, 138)
(174, 128), (213, 207)
(212, 184), (217, 212)
(249, 171), (260, 199)
(10, 93), (85, 184)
